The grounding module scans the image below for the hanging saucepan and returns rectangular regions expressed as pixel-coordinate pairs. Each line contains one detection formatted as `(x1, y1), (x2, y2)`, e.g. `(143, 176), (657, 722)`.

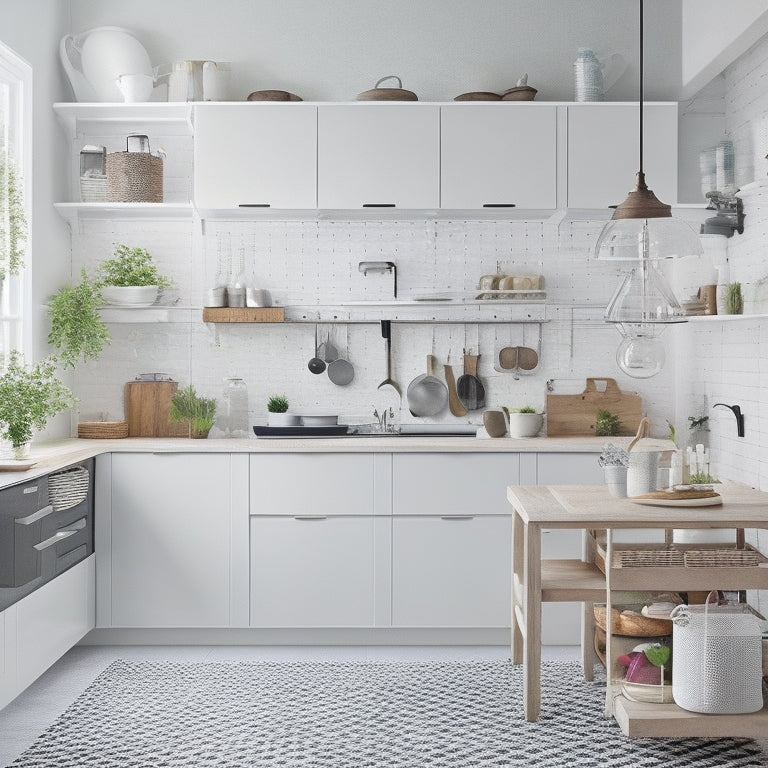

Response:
(327, 326), (355, 386)
(357, 75), (418, 101)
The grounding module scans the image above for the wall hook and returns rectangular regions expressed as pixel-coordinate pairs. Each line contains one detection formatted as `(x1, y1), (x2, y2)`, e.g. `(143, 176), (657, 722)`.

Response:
(713, 403), (745, 437)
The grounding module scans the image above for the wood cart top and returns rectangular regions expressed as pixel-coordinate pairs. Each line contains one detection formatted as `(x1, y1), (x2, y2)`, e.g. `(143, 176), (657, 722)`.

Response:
(506, 483), (768, 528)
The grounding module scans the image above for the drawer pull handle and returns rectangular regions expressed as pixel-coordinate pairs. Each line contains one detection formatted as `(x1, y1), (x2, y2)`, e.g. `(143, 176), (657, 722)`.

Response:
(16, 504), (55, 525)
(238, 203), (271, 208)
(362, 203), (396, 208)
(34, 528), (79, 551)
(482, 203), (516, 208)
(294, 515), (328, 521)
(440, 515), (474, 521)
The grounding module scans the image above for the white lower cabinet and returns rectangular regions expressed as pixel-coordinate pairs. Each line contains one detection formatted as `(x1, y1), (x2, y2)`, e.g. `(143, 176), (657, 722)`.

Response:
(392, 516), (511, 627)
(0, 556), (95, 710)
(250, 516), (375, 627)
(106, 453), (234, 628)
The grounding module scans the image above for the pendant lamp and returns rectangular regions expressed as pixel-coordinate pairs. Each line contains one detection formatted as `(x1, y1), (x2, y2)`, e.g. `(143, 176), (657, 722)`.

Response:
(594, 0), (703, 378)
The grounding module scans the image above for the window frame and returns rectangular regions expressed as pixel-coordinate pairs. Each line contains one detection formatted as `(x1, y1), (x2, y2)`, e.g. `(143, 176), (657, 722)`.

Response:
(0, 39), (32, 357)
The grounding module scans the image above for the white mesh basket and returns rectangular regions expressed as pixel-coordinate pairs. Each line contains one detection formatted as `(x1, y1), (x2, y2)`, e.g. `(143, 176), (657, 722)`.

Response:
(48, 465), (90, 512)
(671, 599), (763, 714)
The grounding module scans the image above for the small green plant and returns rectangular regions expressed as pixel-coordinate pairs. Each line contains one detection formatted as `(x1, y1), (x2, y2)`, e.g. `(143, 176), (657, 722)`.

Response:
(689, 472), (718, 484)
(517, 405), (537, 414)
(0, 351), (75, 450)
(688, 415), (709, 431)
(595, 409), (621, 437)
(267, 394), (289, 414)
(666, 420), (677, 448)
(98, 243), (171, 288)
(0, 155), (27, 280)
(169, 384), (217, 439)
(726, 282), (743, 314)
(47, 268), (110, 368)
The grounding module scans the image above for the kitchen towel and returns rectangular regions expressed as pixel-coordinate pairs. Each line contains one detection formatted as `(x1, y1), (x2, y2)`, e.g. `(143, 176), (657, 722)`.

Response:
(9, 659), (763, 767)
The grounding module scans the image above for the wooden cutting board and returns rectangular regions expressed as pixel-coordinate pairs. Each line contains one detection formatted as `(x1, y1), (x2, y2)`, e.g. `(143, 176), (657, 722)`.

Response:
(125, 381), (187, 437)
(546, 378), (642, 437)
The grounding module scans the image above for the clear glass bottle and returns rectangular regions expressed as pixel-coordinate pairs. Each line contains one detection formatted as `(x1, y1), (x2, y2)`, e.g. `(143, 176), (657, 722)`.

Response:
(221, 377), (249, 438)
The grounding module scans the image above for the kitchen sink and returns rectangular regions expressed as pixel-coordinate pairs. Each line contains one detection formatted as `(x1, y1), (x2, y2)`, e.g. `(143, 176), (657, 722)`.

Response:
(349, 425), (478, 437)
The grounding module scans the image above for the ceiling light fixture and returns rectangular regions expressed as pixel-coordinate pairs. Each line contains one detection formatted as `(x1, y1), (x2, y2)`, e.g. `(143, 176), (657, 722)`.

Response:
(594, 0), (703, 378)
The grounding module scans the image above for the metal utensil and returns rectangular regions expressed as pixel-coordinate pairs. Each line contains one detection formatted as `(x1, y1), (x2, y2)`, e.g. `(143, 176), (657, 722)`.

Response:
(327, 326), (354, 386)
(444, 353), (468, 417)
(377, 320), (400, 395)
(407, 354), (448, 416)
(457, 352), (486, 410)
(308, 325), (326, 374)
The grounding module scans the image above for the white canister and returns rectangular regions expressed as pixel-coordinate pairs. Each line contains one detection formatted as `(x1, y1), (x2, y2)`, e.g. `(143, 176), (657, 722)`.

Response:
(627, 451), (660, 497)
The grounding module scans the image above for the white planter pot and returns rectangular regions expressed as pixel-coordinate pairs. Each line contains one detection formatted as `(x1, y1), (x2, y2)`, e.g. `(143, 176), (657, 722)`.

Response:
(268, 412), (300, 427)
(507, 413), (543, 438)
(604, 465), (628, 498)
(101, 285), (159, 307)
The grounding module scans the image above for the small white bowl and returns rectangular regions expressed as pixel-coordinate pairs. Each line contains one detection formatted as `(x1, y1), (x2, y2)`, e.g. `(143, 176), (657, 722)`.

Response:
(101, 285), (159, 307)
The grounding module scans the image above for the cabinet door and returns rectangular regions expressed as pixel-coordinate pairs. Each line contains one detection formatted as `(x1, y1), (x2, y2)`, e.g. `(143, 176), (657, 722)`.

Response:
(0, 606), (16, 710)
(15, 556), (94, 693)
(194, 104), (317, 209)
(249, 454), (377, 516)
(392, 453), (519, 516)
(567, 104), (677, 209)
(441, 105), (557, 209)
(250, 516), (375, 627)
(317, 105), (440, 209)
(392, 516), (511, 627)
(110, 453), (231, 627)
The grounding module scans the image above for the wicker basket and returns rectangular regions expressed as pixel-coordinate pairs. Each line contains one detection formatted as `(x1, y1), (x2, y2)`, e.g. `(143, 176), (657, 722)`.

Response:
(106, 135), (163, 203)
(48, 465), (90, 511)
(77, 421), (129, 439)
(684, 549), (760, 567)
(594, 605), (673, 637)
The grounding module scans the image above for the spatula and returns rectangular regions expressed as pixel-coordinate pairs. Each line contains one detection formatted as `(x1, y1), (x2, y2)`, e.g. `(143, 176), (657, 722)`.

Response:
(444, 361), (468, 417)
(377, 320), (401, 396)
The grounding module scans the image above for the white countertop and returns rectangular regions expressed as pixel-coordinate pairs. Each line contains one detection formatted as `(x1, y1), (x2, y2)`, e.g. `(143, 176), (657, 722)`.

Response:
(0, 435), (629, 488)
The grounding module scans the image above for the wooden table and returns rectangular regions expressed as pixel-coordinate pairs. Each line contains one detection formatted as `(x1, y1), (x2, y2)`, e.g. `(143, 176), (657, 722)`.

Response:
(507, 483), (768, 736)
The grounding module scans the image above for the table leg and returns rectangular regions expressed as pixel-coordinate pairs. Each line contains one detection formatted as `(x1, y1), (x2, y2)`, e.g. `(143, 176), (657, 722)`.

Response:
(523, 521), (542, 721)
(511, 510), (524, 664)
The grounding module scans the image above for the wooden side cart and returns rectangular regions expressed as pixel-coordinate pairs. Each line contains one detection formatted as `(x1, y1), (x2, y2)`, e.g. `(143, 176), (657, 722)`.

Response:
(507, 482), (768, 737)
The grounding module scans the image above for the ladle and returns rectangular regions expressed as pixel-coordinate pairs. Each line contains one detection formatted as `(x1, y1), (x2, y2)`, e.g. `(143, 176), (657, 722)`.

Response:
(308, 325), (326, 374)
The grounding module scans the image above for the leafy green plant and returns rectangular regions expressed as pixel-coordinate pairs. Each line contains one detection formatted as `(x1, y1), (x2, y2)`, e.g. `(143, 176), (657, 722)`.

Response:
(0, 155), (27, 280)
(46, 268), (110, 368)
(726, 282), (743, 314)
(666, 420), (677, 448)
(0, 351), (75, 449)
(98, 243), (171, 288)
(169, 384), (217, 438)
(267, 394), (289, 414)
(689, 472), (718, 484)
(688, 415), (709, 431)
(595, 409), (621, 437)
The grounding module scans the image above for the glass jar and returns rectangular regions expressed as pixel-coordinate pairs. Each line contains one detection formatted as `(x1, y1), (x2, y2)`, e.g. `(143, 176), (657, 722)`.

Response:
(221, 377), (249, 437)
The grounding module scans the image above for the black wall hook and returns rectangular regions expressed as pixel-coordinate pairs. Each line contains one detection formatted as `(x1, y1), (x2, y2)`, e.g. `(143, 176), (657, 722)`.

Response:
(713, 403), (745, 437)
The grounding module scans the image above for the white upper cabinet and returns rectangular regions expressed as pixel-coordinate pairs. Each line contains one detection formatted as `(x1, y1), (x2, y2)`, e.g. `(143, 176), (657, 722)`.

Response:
(440, 105), (558, 209)
(194, 103), (317, 209)
(317, 104), (440, 209)
(566, 104), (678, 209)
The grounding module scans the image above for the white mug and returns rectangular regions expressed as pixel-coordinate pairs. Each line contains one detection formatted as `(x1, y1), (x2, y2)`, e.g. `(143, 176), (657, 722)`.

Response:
(115, 73), (154, 103)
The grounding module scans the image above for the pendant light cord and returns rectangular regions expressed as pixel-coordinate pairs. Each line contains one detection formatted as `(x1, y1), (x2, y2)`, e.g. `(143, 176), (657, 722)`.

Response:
(639, 0), (644, 175)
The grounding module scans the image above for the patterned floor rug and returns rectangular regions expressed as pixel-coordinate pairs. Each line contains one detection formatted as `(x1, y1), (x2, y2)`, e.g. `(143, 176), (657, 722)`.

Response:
(10, 660), (765, 767)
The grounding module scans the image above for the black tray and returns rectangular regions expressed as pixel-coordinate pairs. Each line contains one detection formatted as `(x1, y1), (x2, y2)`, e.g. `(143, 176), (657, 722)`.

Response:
(253, 425), (350, 438)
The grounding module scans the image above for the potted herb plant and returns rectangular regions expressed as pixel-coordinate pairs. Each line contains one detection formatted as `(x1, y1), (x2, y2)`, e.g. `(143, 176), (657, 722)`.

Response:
(267, 394), (298, 426)
(98, 243), (172, 307)
(726, 282), (743, 315)
(595, 409), (621, 437)
(46, 267), (110, 368)
(169, 384), (217, 439)
(0, 351), (76, 459)
(503, 405), (544, 438)
(598, 443), (629, 498)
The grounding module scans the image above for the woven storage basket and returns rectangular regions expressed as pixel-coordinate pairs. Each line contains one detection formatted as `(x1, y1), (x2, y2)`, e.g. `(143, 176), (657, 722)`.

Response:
(594, 605), (672, 637)
(48, 465), (90, 511)
(671, 600), (763, 714)
(106, 135), (163, 203)
(77, 421), (129, 439)
(684, 549), (760, 567)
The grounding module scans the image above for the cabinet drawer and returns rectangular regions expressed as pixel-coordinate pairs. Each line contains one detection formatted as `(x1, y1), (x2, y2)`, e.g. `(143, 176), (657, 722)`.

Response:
(249, 454), (377, 516)
(250, 516), (375, 627)
(392, 515), (511, 627)
(392, 453), (519, 515)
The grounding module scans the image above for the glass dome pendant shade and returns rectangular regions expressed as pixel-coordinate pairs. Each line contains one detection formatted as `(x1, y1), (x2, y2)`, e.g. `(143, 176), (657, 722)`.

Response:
(615, 326), (666, 379)
(604, 261), (686, 325)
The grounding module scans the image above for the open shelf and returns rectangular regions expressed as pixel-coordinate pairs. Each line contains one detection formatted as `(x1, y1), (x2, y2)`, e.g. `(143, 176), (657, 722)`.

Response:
(54, 202), (194, 226)
(53, 102), (193, 140)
